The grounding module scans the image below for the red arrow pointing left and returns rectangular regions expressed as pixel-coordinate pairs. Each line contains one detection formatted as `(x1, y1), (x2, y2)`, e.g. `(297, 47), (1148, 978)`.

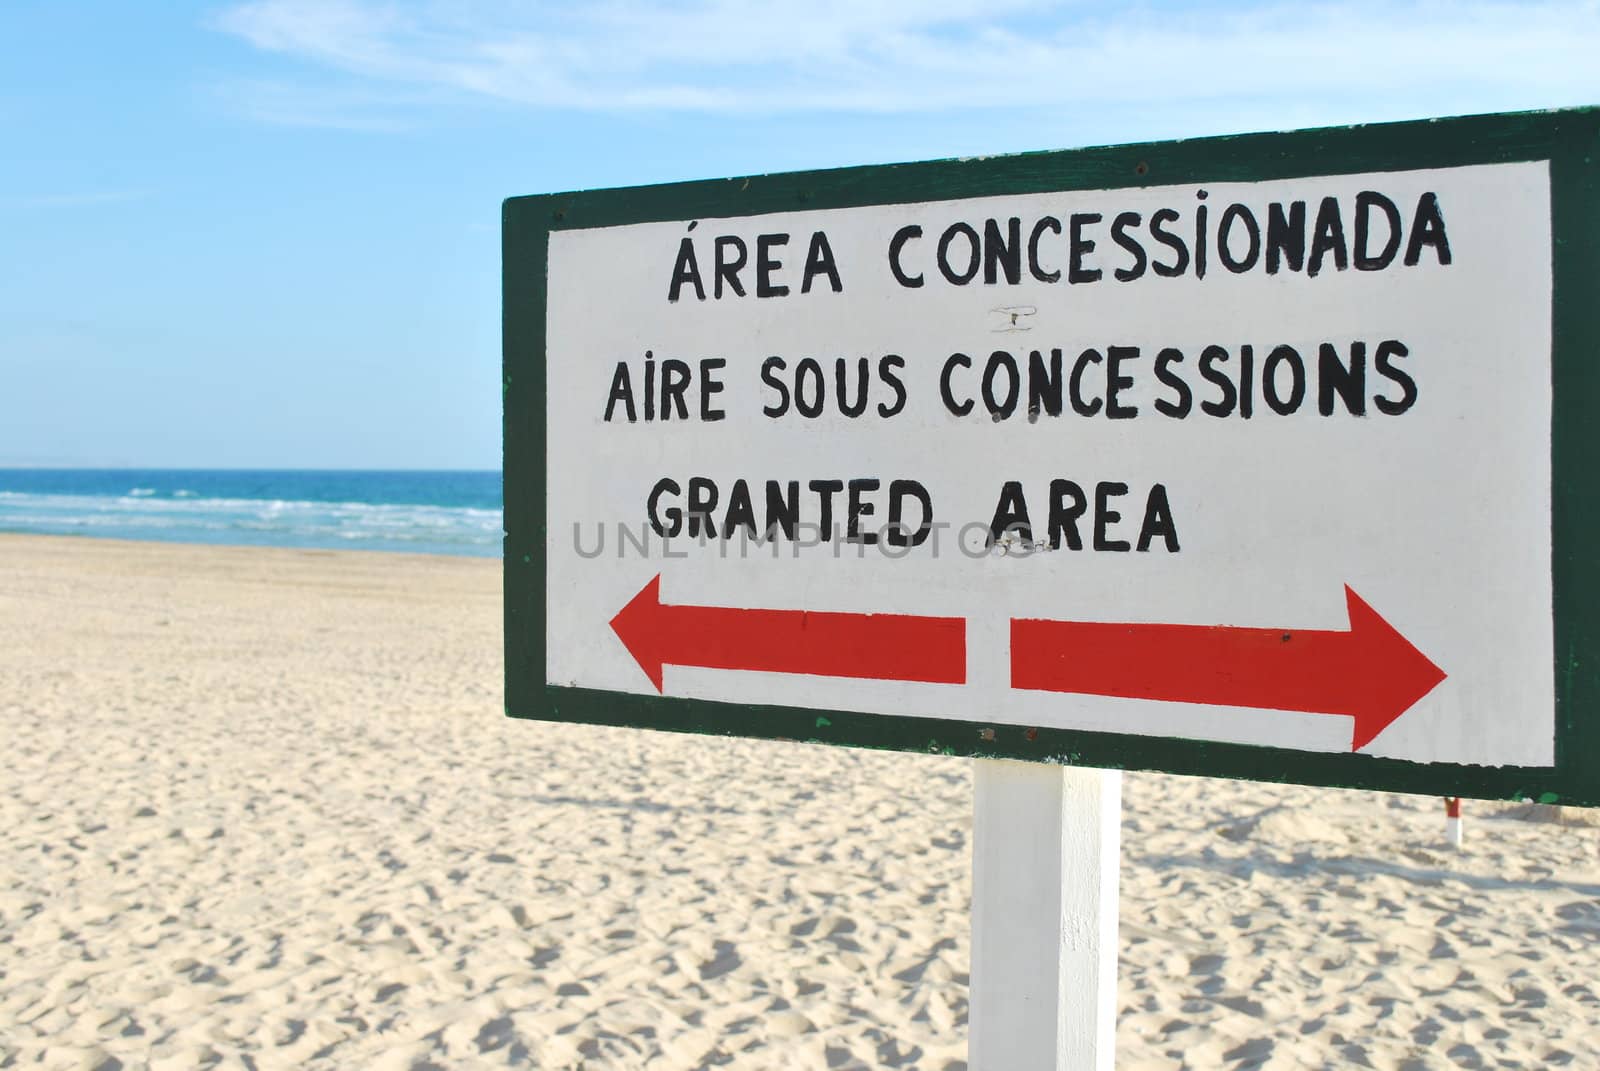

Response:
(610, 574), (966, 692)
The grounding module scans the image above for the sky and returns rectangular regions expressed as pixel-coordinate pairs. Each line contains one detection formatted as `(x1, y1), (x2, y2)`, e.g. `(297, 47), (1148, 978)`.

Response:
(2, 1), (1598, 469)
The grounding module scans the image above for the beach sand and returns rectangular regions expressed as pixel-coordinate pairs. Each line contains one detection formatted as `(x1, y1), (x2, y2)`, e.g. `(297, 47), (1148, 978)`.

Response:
(2, 533), (1597, 1069)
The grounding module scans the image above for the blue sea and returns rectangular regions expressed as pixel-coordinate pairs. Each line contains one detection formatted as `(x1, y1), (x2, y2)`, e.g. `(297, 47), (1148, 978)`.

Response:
(0, 470), (502, 557)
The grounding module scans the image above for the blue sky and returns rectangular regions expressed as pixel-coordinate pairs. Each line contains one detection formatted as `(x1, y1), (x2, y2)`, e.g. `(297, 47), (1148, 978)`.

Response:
(3, 1), (1597, 469)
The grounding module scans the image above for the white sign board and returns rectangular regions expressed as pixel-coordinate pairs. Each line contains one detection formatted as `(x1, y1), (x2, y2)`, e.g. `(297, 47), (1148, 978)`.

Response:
(541, 162), (1550, 766)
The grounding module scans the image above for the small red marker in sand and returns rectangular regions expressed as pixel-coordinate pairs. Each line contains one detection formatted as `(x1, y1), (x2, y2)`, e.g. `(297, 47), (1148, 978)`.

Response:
(1445, 796), (1464, 849)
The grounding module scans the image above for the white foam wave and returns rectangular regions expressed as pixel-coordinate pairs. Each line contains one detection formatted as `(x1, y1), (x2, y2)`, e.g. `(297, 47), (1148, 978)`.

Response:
(0, 491), (503, 555)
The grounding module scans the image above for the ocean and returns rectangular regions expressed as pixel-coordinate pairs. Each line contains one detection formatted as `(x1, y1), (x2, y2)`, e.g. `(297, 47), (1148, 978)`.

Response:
(0, 470), (502, 557)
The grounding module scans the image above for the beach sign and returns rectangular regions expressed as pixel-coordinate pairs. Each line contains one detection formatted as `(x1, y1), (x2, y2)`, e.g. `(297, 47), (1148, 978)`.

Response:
(504, 108), (1600, 807)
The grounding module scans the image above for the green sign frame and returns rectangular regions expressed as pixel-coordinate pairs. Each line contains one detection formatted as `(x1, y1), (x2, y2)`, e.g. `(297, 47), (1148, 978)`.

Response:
(505, 107), (1600, 806)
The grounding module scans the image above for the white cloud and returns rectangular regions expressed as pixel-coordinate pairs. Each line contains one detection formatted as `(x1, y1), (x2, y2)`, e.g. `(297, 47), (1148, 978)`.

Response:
(210, 0), (1600, 123)
(212, 78), (419, 131)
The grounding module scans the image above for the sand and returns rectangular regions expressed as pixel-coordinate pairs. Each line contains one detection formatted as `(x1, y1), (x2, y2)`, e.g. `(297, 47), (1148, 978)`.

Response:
(1, 533), (1597, 1069)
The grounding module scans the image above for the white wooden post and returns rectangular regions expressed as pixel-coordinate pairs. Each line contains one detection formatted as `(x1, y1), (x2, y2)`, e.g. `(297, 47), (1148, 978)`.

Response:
(970, 759), (1122, 1071)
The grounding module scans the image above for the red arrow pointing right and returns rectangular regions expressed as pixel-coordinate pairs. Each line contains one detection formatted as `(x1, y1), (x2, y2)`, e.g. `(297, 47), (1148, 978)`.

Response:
(1011, 586), (1446, 751)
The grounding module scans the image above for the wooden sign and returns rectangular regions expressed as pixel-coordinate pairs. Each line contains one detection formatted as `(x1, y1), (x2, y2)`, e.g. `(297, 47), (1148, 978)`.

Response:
(504, 108), (1600, 806)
